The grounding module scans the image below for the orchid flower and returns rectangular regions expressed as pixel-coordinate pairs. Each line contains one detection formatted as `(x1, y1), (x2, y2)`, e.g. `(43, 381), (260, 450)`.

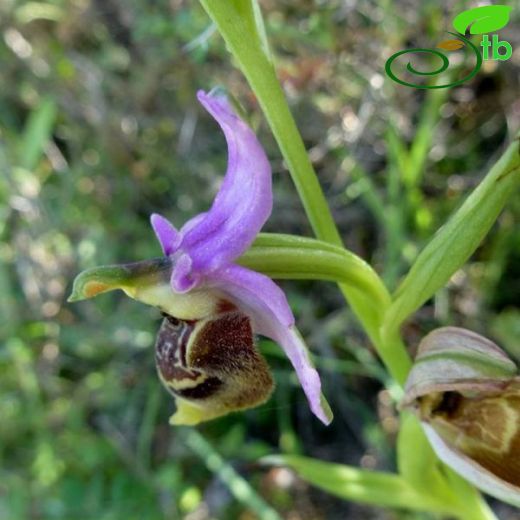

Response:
(69, 90), (332, 426)
(402, 327), (520, 506)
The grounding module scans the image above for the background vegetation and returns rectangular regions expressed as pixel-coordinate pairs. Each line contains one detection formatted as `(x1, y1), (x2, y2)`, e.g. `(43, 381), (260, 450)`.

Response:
(1, 0), (519, 518)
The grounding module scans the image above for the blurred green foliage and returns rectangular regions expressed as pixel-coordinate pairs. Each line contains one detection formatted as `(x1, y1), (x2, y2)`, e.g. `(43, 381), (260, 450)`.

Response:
(0, 0), (519, 518)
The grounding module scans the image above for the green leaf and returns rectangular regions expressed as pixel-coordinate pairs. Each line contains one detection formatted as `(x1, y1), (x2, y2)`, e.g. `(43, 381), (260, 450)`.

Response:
(383, 134), (520, 332)
(453, 6), (512, 35)
(18, 98), (57, 171)
(263, 454), (455, 513)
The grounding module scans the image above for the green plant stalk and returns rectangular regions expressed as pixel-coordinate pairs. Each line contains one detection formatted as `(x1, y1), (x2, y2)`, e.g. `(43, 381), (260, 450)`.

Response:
(374, 328), (411, 387)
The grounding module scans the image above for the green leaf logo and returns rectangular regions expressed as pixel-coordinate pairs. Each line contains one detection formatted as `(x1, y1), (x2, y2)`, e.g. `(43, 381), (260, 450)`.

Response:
(453, 5), (512, 35)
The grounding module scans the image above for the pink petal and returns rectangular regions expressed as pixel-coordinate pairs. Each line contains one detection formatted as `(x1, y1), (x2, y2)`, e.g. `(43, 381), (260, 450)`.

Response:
(206, 264), (333, 425)
(179, 90), (273, 276)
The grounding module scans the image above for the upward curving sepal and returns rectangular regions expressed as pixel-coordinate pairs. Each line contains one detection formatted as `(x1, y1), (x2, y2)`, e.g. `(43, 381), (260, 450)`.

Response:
(177, 90), (273, 279)
(151, 213), (181, 256)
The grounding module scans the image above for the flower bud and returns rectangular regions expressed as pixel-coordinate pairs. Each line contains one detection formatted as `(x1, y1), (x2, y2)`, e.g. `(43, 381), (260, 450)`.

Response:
(402, 327), (520, 506)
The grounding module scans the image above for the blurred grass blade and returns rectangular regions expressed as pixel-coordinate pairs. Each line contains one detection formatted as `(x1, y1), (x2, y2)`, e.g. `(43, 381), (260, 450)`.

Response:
(16, 2), (63, 24)
(18, 98), (57, 171)
(385, 124), (408, 179)
(345, 158), (387, 226)
(263, 454), (454, 513)
(384, 134), (520, 331)
(137, 384), (161, 469)
(185, 430), (282, 520)
(404, 88), (447, 189)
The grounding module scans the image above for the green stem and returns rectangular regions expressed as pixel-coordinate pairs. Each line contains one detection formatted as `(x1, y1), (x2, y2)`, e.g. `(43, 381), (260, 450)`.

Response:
(373, 328), (411, 388)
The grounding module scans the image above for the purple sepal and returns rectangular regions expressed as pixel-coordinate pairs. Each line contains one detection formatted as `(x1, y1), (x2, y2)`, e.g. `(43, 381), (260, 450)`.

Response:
(178, 91), (272, 275)
(151, 213), (181, 256)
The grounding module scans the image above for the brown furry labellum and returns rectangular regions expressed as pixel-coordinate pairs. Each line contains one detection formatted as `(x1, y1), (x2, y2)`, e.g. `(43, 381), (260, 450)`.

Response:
(155, 303), (274, 425)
